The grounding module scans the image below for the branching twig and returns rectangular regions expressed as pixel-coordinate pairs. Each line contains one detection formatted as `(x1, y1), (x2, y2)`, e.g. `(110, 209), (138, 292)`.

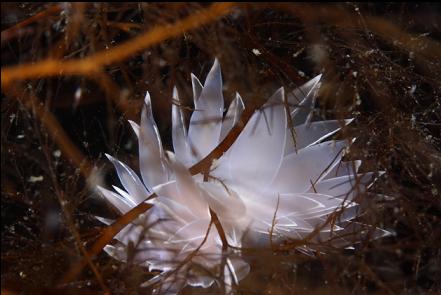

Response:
(1, 4), (62, 45)
(1, 3), (235, 88)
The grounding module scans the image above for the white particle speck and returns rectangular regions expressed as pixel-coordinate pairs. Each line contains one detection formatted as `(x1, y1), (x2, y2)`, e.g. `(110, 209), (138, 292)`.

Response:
(355, 93), (362, 105)
(409, 85), (416, 95)
(428, 164), (433, 178)
(411, 114), (416, 128)
(53, 150), (61, 157)
(352, 71), (358, 78)
(28, 175), (44, 183)
(364, 49), (375, 57)
(298, 70), (305, 77)
(292, 47), (304, 58)
(309, 44), (327, 65)
(158, 58), (167, 67)
(75, 87), (82, 100)
(252, 48), (261, 56)
(73, 87), (82, 110)
(17, 134), (25, 139)
(124, 140), (133, 150)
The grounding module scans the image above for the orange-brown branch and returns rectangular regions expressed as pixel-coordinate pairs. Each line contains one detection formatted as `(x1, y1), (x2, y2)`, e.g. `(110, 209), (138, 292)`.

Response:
(1, 4), (62, 44)
(1, 3), (235, 88)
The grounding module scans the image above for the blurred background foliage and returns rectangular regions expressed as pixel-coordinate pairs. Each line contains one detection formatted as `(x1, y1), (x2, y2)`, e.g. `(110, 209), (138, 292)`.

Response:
(1, 3), (440, 294)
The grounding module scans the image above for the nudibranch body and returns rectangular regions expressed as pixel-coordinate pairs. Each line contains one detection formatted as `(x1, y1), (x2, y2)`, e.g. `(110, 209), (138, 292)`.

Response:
(97, 59), (388, 294)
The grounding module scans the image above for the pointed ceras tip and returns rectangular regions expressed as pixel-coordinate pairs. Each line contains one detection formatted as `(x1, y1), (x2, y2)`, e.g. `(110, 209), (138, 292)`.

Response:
(345, 118), (355, 125)
(105, 153), (114, 162)
(144, 91), (153, 110)
(205, 58), (222, 86)
(268, 87), (285, 104)
(172, 86), (179, 100)
(235, 92), (244, 107)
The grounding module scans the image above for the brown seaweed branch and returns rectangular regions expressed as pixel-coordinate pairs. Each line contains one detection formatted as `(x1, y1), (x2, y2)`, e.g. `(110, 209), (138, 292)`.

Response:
(1, 3), (235, 88)
(1, 4), (62, 45)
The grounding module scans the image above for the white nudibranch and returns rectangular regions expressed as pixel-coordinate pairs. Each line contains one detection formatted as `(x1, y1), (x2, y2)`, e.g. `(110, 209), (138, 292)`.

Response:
(97, 59), (389, 294)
